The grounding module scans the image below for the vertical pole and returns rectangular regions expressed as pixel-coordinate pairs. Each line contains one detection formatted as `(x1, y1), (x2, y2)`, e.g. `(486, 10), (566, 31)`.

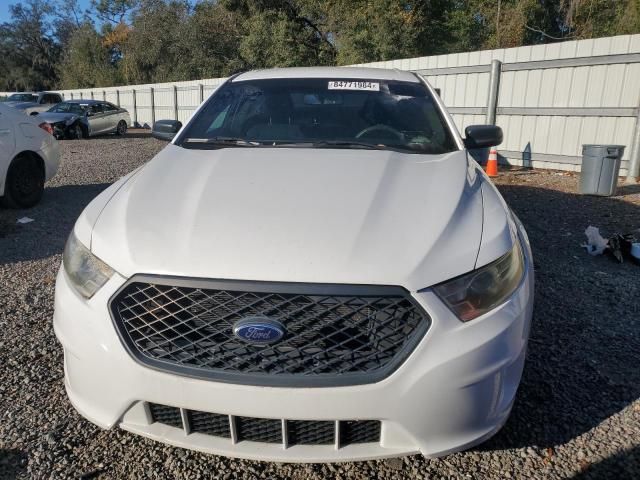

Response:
(173, 85), (178, 121)
(90, 91), (94, 100)
(486, 59), (502, 125)
(150, 87), (156, 126)
(132, 89), (138, 126)
(103, 90), (106, 101)
(70, 92), (74, 100)
(116, 89), (120, 107)
(626, 104), (640, 183)
(199, 84), (204, 104)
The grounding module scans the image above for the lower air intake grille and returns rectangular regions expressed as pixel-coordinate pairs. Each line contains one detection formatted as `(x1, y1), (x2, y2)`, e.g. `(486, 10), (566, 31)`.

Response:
(288, 420), (335, 445)
(340, 420), (381, 446)
(111, 277), (430, 387)
(149, 403), (182, 428)
(188, 411), (230, 438)
(146, 403), (381, 447)
(237, 416), (282, 443)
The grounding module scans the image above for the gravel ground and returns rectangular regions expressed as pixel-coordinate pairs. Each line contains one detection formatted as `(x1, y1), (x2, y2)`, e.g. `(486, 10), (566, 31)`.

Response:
(1, 135), (639, 479)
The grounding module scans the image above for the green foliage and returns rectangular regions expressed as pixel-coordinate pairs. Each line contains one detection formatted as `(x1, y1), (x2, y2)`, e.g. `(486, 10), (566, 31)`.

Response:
(1, 0), (639, 91)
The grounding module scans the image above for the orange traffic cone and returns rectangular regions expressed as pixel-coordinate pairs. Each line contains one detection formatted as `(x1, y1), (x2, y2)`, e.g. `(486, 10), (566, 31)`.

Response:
(486, 147), (499, 177)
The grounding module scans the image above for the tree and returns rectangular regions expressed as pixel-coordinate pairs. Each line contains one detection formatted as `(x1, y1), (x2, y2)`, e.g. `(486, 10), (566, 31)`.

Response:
(0, 0), (61, 90)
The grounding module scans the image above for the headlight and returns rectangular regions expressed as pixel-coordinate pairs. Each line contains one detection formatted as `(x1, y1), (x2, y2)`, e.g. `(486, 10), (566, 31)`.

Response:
(433, 239), (525, 322)
(63, 231), (114, 299)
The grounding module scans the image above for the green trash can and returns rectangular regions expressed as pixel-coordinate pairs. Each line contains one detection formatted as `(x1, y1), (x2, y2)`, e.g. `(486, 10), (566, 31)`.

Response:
(579, 144), (625, 196)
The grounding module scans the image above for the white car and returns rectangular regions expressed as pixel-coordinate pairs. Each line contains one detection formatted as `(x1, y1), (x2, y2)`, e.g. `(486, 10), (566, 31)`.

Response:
(0, 104), (60, 208)
(54, 67), (534, 462)
(4, 91), (63, 115)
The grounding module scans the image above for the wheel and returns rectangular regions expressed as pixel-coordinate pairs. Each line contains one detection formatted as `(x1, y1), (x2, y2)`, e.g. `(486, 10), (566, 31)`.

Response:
(116, 120), (127, 136)
(2, 155), (45, 208)
(67, 123), (84, 140)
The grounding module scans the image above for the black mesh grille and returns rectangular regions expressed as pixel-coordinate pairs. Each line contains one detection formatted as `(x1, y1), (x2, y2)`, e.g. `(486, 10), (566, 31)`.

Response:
(110, 277), (430, 387)
(288, 420), (335, 445)
(188, 410), (230, 438)
(149, 403), (182, 429)
(340, 420), (381, 445)
(236, 417), (282, 443)
(146, 403), (382, 448)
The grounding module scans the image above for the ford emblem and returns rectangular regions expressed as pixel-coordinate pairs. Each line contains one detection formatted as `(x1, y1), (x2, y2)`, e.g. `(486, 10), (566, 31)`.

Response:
(233, 316), (285, 344)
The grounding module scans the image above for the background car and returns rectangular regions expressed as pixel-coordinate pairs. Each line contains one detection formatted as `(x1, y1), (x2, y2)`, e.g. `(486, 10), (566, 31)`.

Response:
(0, 104), (60, 208)
(3, 92), (63, 116)
(35, 100), (130, 139)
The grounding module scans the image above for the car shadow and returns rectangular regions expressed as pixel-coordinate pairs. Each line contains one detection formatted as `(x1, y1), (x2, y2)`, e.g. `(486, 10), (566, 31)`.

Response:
(0, 448), (28, 478)
(0, 183), (110, 264)
(570, 445), (640, 479)
(476, 183), (640, 468)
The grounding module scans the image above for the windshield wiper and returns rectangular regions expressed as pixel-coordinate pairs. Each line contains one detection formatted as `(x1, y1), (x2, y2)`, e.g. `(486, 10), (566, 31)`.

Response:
(183, 136), (260, 147)
(310, 140), (387, 150)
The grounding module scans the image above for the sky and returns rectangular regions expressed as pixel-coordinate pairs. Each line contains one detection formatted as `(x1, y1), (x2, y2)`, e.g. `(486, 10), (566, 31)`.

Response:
(0, 0), (93, 23)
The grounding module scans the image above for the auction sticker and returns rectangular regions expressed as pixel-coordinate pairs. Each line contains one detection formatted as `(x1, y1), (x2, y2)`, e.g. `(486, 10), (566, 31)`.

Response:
(328, 80), (380, 91)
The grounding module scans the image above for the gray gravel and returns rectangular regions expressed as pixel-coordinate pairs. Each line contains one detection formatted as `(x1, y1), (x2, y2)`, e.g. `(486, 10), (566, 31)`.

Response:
(1, 135), (639, 479)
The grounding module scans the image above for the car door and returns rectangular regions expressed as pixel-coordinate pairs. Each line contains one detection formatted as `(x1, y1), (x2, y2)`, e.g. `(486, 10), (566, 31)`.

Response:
(87, 103), (106, 135)
(101, 103), (120, 132)
(0, 109), (16, 194)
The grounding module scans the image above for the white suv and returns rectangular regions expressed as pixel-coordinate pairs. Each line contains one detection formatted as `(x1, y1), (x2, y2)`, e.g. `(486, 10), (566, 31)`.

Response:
(54, 67), (533, 462)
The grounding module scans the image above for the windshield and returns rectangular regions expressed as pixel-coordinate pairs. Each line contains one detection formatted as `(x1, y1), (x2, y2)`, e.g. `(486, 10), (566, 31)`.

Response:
(177, 78), (457, 154)
(48, 102), (87, 114)
(7, 93), (38, 102)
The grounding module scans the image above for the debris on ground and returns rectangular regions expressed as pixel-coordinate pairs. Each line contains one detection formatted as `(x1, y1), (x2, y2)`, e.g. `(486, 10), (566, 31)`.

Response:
(583, 226), (608, 255)
(583, 226), (639, 265)
(16, 217), (34, 224)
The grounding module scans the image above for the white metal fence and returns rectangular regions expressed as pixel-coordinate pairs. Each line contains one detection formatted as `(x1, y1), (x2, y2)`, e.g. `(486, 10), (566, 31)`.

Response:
(3, 34), (640, 178)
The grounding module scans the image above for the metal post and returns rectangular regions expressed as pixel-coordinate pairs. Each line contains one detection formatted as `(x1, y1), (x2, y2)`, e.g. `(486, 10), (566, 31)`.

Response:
(486, 59), (502, 125)
(199, 84), (204, 104)
(626, 104), (640, 183)
(90, 91), (94, 100)
(150, 87), (155, 125)
(103, 90), (106, 101)
(70, 92), (74, 100)
(132, 89), (137, 126)
(173, 85), (178, 121)
(116, 89), (120, 107)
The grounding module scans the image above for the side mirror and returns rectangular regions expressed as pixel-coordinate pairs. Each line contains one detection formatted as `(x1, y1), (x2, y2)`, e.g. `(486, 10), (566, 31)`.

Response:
(152, 119), (182, 141)
(463, 125), (503, 149)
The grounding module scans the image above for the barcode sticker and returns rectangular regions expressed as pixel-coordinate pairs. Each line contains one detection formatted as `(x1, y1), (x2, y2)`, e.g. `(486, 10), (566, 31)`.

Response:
(328, 81), (380, 91)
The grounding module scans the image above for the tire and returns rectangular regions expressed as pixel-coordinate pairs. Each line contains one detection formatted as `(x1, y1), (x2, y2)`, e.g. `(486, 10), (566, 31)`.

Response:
(116, 120), (127, 136)
(68, 123), (84, 140)
(2, 155), (45, 209)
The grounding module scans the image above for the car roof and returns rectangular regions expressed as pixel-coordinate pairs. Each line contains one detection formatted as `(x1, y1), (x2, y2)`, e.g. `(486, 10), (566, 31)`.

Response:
(64, 99), (104, 105)
(233, 67), (421, 83)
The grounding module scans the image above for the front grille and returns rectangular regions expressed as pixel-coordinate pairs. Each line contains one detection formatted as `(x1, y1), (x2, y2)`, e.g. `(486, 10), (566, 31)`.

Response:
(110, 276), (430, 387)
(147, 403), (381, 448)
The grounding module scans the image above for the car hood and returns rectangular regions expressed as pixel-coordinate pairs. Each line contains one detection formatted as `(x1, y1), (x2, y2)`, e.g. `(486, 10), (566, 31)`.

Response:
(37, 112), (79, 124)
(88, 145), (489, 291)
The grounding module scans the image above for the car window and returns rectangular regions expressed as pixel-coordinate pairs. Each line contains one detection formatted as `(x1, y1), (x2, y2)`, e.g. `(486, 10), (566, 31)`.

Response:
(178, 78), (457, 154)
(89, 104), (103, 115)
(48, 102), (87, 114)
(7, 93), (38, 102)
(102, 103), (117, 112)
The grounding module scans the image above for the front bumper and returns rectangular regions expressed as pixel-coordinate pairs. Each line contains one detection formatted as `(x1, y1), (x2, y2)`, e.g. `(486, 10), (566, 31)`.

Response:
(54, 245), (533, 462)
